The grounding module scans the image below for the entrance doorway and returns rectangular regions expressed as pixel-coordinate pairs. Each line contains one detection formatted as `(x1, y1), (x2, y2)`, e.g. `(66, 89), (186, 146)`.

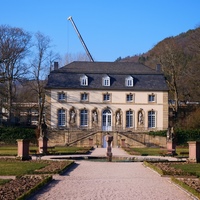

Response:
(103, 135), (107, 148)
(102, 109), (112, 131)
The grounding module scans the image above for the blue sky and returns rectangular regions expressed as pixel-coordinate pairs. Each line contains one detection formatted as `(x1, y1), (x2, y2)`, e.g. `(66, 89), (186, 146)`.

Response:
(1, 0), (200, 62)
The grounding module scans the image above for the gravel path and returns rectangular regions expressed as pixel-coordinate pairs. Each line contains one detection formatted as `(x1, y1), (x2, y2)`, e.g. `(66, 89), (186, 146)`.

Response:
(29, 161), (193, 200)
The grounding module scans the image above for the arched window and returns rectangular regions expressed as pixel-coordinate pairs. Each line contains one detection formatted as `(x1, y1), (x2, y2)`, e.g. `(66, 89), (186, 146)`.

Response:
(58, 109), (66, 126)
(80, 109), (88, 127)
(80, 75), (88, 86)
(126, 110), (133, 128)
(148, 110), (156, 128)
(125, 76), (134, 87)
(102, 75), (110, 86)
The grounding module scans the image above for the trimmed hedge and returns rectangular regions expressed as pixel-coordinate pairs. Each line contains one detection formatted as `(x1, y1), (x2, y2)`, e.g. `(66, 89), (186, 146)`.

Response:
(148, 129), (200, 145)
(0, 127), (36, 144)
(175, 128), (200, 145)
(148, 130), (167, 137)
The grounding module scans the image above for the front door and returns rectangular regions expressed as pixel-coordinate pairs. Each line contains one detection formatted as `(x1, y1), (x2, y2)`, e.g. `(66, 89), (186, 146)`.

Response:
(102, 109), (112, 131)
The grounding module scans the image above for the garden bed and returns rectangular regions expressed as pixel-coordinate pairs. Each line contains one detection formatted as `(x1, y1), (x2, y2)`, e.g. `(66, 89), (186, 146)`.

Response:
(144, 161), (200, 199)
(0, 158), (74, 199)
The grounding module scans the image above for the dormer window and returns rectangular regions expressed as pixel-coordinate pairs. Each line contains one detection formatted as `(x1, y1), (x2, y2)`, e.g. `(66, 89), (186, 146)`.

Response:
(80, 75), (88, 86)
(102, 75), (110, 86)
(125, 76), (134, 87)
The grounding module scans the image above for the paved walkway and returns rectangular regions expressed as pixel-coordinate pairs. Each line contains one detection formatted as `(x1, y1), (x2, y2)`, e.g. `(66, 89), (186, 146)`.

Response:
(29, 148), (195, 200)
(90, 147), (130, 156)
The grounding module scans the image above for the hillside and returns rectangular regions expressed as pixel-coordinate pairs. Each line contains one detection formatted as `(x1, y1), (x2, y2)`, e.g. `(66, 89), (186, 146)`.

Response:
(119, 27), (200, 104)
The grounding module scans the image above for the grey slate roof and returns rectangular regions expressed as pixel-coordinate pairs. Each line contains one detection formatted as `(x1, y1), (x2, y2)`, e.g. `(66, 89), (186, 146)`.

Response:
(46, 61), (168, 91)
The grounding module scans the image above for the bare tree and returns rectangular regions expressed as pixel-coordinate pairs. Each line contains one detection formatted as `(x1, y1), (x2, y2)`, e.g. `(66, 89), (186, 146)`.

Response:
(0, 25), (31, 124)
(150, 37), (189, 114)
(30, 32), (59, 139)
(185, 27), (200, 101)
(63, 52), (89, 65)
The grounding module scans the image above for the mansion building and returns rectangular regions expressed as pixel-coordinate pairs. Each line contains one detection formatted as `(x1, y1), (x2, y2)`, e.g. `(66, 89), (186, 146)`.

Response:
(45, 61), (168, 147)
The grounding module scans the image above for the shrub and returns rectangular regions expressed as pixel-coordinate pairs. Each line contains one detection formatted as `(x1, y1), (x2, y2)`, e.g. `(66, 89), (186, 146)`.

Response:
(148, 130), (167, 137)
(175, 128), (200, 145)
(0, 127), (36, 144)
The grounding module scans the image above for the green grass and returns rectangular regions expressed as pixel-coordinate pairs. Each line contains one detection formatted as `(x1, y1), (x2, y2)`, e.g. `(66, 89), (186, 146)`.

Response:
(172, 163), (200, 177)
(125, 147), (166, 156)
(0, 145), (91, 156)
(53, 146), (91, 154)
(0, 179), (11, 185)
(124, 147), (189, 156)
(0, 160), (48, 176)
(0, 146), (18, 156)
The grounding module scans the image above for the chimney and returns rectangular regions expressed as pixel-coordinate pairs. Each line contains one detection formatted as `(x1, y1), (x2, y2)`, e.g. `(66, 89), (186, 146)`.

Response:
(54, 62), (59, 70)
(156, 64), (162, 72)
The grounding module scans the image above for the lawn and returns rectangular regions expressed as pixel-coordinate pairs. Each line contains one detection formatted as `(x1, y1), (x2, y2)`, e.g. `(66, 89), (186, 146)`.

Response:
(124, 147), (189, 156)
(0, 145), (92, 156)
(0, 179), (11, 185)
(0, 146), (18, 156)
(172, 163), (200, 177)
(144, 161), (200, 199)
(0, 160), (48, 176)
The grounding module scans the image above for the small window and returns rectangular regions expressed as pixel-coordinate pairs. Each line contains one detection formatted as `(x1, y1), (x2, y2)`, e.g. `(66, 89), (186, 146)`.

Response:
(58, 92), (65, 101)
(125, 76), (134, 87)
(103, 93), (110, 101)
(81, 93), (88, 101)
(126, 93), (133, 102)
(102, 75), (110, 86)
(80, 75), (88, 86)
(148, 94), (155, 102)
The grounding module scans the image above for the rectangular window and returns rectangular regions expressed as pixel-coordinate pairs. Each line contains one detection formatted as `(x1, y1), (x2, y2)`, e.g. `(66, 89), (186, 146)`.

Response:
(103, 93), (110, 101)
(126, 94), (133, 102)
(126, 110), (133, 128)
(58, 93), (65, 101)
(81, 78), (87, 86)
(80, 109), (88, 126)
(58, 109), (66, 126)
(148, 111), (156, 128)
(148, 94), (155, 102)
(104, 79), (109, 86)
(81, 93), (88, 101)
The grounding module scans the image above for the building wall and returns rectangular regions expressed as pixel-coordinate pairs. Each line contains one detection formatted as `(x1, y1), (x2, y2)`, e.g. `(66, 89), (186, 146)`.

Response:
(47, 129), (167, 148)
(46, 89), (168, 131)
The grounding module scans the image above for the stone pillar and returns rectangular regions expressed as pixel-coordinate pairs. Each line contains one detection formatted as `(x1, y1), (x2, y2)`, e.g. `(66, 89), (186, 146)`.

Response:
(38, 136), (48, 154)
(167, 140), (176, 151)
(106, 135), (113, 162)
(167, 140), (176, 153)
(17, 139), (31, 160)
(188, 141), (200, 163)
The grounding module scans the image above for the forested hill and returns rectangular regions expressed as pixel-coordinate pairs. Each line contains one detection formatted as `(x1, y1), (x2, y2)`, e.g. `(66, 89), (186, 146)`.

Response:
(119, 27), (200, 104)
